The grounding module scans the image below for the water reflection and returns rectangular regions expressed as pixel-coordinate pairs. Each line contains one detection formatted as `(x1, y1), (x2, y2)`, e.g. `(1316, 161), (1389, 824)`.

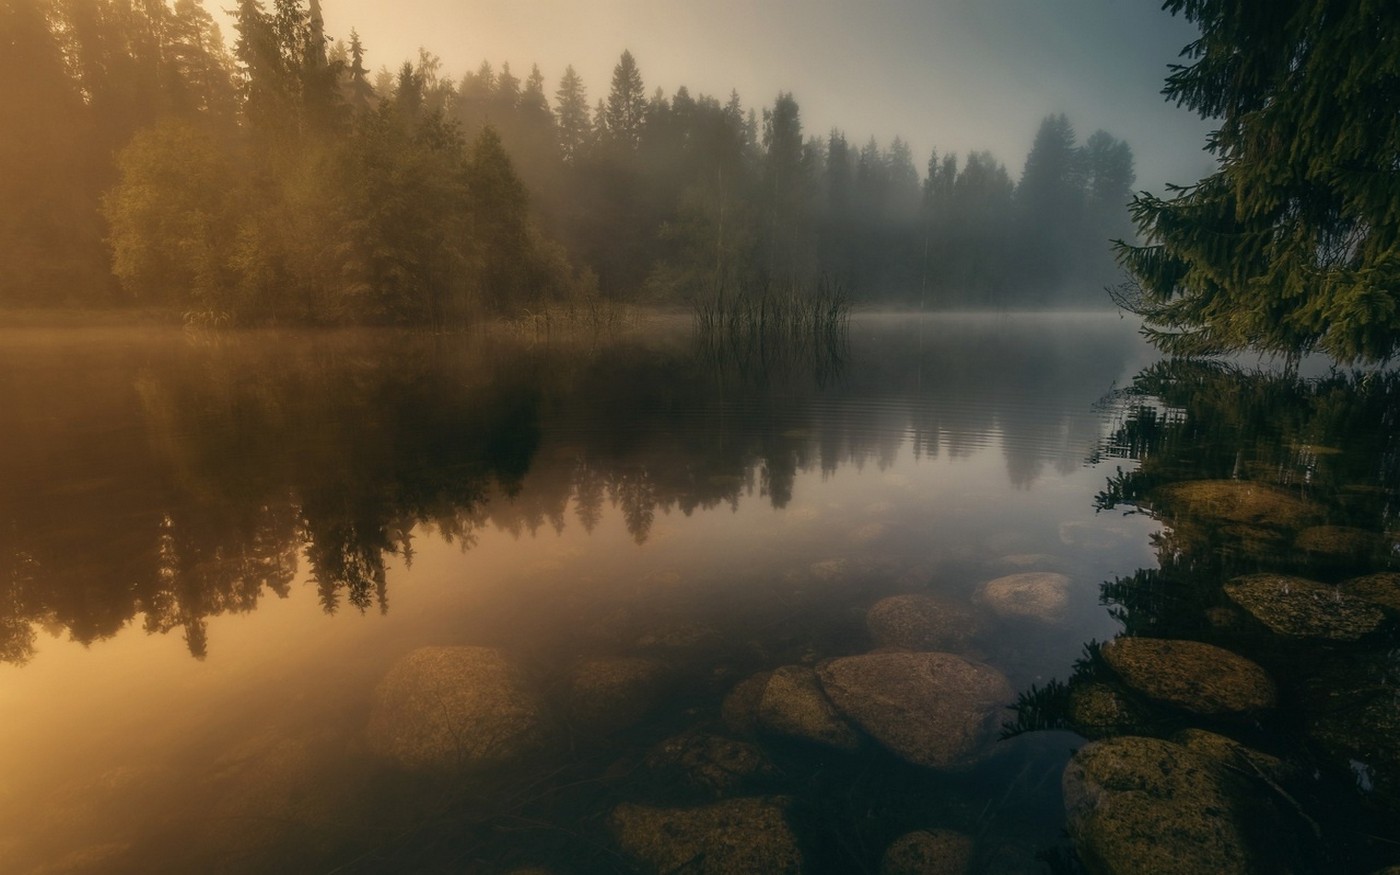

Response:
(1030, 359), (1400, 873)
(0, 315), (1147, 664)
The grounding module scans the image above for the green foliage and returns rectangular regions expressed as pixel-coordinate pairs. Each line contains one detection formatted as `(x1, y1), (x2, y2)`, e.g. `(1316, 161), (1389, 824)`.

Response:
(104, 118), (245, 308)
(6, 2), (1146, 319)
(1118, 0), (1400, 363)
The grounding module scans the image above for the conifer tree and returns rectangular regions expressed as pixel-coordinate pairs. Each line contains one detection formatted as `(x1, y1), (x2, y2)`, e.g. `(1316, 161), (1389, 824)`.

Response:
(345, 28), (373, 110)
(1117, 0), (1400, 362)
(553, 64), (590, 164)
(604, 49), (645, 152)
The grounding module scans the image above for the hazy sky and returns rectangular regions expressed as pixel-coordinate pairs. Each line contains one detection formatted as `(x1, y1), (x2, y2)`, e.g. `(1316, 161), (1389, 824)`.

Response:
(252, 0), (1217, 190)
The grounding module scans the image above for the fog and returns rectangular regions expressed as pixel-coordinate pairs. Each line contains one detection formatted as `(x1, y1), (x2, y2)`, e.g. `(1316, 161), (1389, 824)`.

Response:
(3, 0), (1218, 320)
(293, 0), (1215, 191)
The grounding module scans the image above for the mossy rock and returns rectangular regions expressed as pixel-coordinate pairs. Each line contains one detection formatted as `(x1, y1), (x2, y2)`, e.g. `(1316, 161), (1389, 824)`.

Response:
(1067, 682), (1150, 738)
(721, 671), (771, 737)
(867, 594), (979, 652)
(1152, 480), (1322, 529)
(643, 730), (778, 798)
(1101, 638), (1275, 715)
(566, 656), (670, 734)
(756, 665), (861, 751)
(610, 797), (803, 874)
(1225, 574), (1387, 642)
(1171, 729), (1288, 783)
(366, 646), (546, 771)
(1343, 573), (1400, 613)
(1294, 525), (1385, 561)
(973, 572), (1070, 622)
(879, 828), (973, 875)
(817, 652), (1013, 769)
(1063, 736), (1262, 874)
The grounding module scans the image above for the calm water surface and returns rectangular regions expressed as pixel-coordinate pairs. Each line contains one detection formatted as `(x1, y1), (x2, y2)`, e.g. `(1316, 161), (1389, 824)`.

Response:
(1, 313), (1395, 873)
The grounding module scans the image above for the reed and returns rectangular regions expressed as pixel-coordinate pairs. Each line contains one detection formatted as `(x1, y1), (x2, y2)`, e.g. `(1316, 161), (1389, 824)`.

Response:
(692, 276), (851, 346)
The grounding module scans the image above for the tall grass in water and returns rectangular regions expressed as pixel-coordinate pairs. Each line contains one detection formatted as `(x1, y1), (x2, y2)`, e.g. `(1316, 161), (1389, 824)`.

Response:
(693, 277), (851, 345)
(692, 277), (852, 385)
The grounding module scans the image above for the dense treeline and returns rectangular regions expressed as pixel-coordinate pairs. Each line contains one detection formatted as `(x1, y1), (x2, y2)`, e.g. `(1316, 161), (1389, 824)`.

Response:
(1, 0), (1138, 323)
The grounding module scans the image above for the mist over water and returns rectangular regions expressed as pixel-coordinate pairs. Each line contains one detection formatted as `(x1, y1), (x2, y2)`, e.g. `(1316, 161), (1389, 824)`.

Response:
(5, 1), (1399, 872)
(1, 314), (1160, 872)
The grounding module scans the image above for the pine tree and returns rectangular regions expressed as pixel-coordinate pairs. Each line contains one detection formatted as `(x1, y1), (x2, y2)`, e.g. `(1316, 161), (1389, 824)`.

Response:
(1117, 0), (1400, 363)
(495, 60), (520, 108)
(603, 49), (645, 152)
(553, 64), (590, 164)
(760, 92), (811, 282)
(0, 0), (108, 304)
(1016, 113), (1084, 295)
(345, 28), (373, 110)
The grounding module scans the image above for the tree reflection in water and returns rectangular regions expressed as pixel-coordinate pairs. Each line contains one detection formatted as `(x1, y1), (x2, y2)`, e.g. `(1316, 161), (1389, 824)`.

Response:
(0, 315), (1143, 663)
(1014, 358), (1400, 873)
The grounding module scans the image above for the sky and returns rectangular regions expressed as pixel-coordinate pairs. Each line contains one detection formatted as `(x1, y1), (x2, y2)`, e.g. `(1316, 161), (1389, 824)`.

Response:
(240, 0), (1218, 191)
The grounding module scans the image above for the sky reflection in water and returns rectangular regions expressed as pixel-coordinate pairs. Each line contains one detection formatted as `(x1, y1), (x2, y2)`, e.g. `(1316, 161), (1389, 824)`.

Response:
(0, 313), (1162, 873)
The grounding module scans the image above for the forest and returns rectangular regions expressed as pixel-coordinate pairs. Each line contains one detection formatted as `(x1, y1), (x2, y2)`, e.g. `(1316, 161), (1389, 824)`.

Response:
(1, 0), (1138, 325)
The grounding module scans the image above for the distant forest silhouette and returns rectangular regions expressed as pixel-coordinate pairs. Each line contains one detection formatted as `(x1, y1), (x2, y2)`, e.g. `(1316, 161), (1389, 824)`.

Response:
(3, 0), (1137, 324)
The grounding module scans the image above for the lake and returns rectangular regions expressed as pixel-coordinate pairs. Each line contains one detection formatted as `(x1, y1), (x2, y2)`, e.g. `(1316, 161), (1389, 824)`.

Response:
(1, 313), (1396, 874)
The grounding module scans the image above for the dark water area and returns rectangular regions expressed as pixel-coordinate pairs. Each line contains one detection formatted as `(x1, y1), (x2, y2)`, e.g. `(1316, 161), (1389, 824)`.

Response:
(0, 313), (1395, 874)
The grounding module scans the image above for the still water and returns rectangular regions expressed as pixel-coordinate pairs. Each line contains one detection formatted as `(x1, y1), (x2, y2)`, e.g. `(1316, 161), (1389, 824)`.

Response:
(0, 313), (1394, 874)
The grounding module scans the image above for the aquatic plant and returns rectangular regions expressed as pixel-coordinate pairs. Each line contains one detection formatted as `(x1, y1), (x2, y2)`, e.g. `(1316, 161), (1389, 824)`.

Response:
(692, 275), (852, 345)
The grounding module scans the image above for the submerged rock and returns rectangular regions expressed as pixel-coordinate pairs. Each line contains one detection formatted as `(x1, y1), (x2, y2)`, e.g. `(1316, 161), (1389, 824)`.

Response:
(366, 646), (545, 771)
(1294, 525), (1384, 561)
(1067, 682), (1149, 738)
(1152, 479), (1321, 529)
(973, 572), (1070, 621)
(1101, 637), (1275, 715)
(566, 656), (669, 734)
(1343, 572), (1400, 613)
(817, 652), (1013, 769)
(1224, 574), (1387, 642)
(610, 797), (803, 874)
(1063, 736), (1261, 875)
(1172, 729), (1287, 783)
(879, 829), (973, 875)
(757, 665), (861, 751)
(644, 730), (778, 797)
(721, 671), (771, 736)
(866, 594), (979, 652)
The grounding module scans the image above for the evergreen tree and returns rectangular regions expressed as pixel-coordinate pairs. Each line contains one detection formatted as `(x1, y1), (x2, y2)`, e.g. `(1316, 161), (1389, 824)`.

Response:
(344, 28), (374, 111)
(760, 92), (812, 282)
(520, 64), (550, 118)
(886, 136), (920, 220)
(166, 0), (238, 119)
(604, 49), (646, 152)
(1117, 0), (1400, 362)
(1016, 113), (1084, 296)
(554, 64), (590, 164)
(467, 126), (534, 309)
(1080, 129), (1135, 291)
(494, 60), (520, 108)
(0, 0), (108, 304)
